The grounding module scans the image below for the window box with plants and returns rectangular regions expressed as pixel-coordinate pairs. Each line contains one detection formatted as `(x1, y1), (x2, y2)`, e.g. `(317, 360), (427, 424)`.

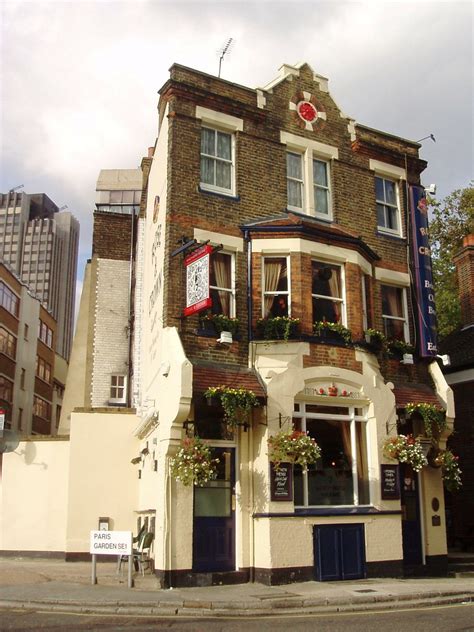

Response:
(363, 328), (387, 353)
(382, 434), (428, 472)
(204, 385), (261, 427)
(256, 316), (300, 341)
(198, 313), (240, 337)
(170, 436), (219, 487)
(387, 338), (415, 360)
(406, 402), (447, 441)
(313, 320), (352, 345)
(268, 429), (321, 472)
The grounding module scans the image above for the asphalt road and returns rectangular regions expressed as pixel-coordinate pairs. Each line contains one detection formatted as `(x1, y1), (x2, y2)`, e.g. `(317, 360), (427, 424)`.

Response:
(1, 603), (474, 631)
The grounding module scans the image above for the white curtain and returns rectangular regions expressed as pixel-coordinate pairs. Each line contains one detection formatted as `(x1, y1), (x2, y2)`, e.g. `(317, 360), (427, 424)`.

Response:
(264, 261), (282, 316)
(213, 254), (231, 315)
(328, 269), (341, 322)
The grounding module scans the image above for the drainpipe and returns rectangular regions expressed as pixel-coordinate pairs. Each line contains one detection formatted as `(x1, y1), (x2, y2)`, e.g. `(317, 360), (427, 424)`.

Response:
(244, 229), (253, 343)
(127, 208), (136, 407)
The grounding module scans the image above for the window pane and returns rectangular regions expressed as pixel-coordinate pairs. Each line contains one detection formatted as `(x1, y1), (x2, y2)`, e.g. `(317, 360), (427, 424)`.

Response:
(288, 180), (302, 208)
(382, 286), (403, 317)
(122, 191), (134, 203)
(216, 160), (231, 189)
(216, 132), (231, 160)
(384, 318), (405, 340)
(375, 177), (385, 201)
(201, 128), (215, 155)
(287, 152), (302, 179)
(356, 423), (370, 504)
(267, 294), (288, 317)
(265, 258), (288, 292)
(313, 297), (341, 323)
(313, 160), (327, 187)
(312, 262), (341, 298)
(376, 203), (386, 227)
(387, 207), (398, 231)
(315, 187), (328, 214)
(200, 157), (215, 185)
(385, 180), (396, 205)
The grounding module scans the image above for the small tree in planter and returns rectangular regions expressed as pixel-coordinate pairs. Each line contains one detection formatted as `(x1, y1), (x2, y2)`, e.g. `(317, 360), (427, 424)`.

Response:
(204, 386), (261, 427)
(268, 429), (321, 471)
(382, 434), (428, 472)
(199, 314), (240, 336)
(433, 449), (462, 491)
(170, 436), (219, 486)
(313, 320), (352, 344)
(406, 402), (447, 440)
(256, 316), (300, 341)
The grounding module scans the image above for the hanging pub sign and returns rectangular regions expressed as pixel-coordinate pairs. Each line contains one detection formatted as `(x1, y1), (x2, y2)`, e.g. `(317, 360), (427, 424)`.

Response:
(183, 244), (213, 317)
(409, 185), (438, 357)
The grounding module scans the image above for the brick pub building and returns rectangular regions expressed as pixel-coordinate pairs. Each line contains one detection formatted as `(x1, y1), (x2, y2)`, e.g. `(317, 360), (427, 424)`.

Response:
(0, 63), (454, 584)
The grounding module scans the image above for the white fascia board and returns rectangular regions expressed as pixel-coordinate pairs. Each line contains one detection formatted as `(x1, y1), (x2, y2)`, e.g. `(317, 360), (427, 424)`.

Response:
(280, 131), (339, 160)
(195, 106), (243, 132)
(252, 237), (372, 274)
(369, 159), (406, 181)
(375, 267), (410, 286)
(193, 228), (244, 252)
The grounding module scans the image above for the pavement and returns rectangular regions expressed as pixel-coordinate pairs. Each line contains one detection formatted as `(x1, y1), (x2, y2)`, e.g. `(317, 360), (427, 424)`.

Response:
(0, 556), (473, 617)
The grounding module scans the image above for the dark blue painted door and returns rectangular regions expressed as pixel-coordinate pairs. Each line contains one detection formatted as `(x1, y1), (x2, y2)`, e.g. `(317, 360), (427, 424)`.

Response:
(193, 447), (235, 572)
(400, 464), (423, 565)
(314, 524), (366, 581)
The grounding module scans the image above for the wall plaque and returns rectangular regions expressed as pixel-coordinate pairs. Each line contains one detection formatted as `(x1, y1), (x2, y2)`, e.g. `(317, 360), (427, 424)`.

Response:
(381, 464), (400, 500)
(270, 462), (293, 501)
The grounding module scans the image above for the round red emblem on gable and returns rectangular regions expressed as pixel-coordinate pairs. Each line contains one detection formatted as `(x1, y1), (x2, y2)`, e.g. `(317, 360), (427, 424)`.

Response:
(297, 101), (318, 122)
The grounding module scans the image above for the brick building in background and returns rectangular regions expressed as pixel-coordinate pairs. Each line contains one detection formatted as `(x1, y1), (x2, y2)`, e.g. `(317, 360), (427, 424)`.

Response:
(440, 234), (474, 547)
(1, 63), (455, 582)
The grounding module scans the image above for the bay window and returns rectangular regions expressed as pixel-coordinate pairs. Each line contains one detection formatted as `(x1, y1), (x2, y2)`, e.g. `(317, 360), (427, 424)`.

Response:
(381, 284), (408, 340)
(263, 257), (290, 317)
(312, 261), (345, 324)
(293, 402), (370, 507)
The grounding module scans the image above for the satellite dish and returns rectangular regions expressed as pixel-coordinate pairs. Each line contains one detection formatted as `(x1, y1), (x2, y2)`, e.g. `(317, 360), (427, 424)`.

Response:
(0, 429), (20, 453)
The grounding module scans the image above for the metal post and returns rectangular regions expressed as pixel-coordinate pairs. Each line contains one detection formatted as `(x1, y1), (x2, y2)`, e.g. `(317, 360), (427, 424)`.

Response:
(91, 554), (97, 584)
(128, 554), (134, 588)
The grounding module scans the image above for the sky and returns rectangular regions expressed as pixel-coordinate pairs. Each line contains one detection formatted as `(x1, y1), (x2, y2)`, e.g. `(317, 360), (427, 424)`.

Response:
(1, 0), (473, 308)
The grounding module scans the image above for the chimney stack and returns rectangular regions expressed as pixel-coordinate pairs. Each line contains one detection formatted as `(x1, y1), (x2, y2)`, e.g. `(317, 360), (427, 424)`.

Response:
(454, 234), (474, 327)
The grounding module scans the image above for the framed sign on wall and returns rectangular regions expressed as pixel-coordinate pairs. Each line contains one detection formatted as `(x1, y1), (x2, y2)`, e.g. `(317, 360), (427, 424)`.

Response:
(183, 245), (213, 317)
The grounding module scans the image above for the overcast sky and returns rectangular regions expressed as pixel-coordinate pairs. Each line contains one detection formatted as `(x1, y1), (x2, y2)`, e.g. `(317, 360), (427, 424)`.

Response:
(1, 0), (472, 302)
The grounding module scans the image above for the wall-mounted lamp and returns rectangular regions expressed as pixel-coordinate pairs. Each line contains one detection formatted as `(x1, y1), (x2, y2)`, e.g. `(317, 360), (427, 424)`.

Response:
(131, 456), (141, 465)
(217, 331), (233, 344)
(160, 362), (170, 377)
(183, 420), (195, 437)
(437, 354), (451, 367)
(400, 353), (414, 365)
(424, 184), (437, 195)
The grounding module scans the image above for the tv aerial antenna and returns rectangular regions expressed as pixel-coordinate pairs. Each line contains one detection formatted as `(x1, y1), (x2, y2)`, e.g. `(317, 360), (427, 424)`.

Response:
(218, 38), (235, 78)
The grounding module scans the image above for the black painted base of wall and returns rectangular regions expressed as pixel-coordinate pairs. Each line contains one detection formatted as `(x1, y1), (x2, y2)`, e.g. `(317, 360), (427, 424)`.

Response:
(155, 568), (250, 589)
(254, 565), (314, 585)
(404, 554), (449, 577)
(366, 559), (404, 578)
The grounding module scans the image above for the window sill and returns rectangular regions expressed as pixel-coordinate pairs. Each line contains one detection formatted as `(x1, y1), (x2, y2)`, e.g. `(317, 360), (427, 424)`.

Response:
(195, 328), (241, 341)
(376, 229), (406, 241)
(285, 208), (334, 224)
(198, 185), (240, 202)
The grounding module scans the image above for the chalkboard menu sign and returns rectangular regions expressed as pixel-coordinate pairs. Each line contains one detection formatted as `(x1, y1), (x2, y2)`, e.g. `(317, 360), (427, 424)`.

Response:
(270, 463), (293, 501)
(381, 464), (400, 500)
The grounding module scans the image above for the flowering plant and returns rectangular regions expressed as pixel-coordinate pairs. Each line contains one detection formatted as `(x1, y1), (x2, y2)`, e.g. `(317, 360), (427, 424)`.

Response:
(364, 328), (387, 351)
(204, 385), (260, 426)
(382, 434), (428, 472)
(256, 316), (300, 341)
(268, 430), (321, 471)
(433, 449), (462, 492)
(313, 320), (352, 344)
(170, 436), (219, 487)
(406, 402), (447, 439)
(200, 313), (239, 336)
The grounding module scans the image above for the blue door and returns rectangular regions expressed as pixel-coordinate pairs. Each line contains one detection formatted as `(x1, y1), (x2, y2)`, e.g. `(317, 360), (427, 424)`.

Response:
(314, 524), (366, 581)
(193, 447), (235, 572)
(400, 464), (423, 565)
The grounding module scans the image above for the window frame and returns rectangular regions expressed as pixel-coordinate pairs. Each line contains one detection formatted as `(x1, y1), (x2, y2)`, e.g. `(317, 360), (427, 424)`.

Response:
(0, 281), (20, 317)
(36, 355), (52, 384)
(0, 326), (17, 358)
(209, 251), (236, 317)
(381, 284), (409, 342)
(293, 402), (371, 508)
(262, 255), (291, 318)
(375, 176), (401, 235)
(200, 126), (236, 196)
(38, 320), (53, 348)
(0, 375), (13, 404)
(311, 260), (347, 326)
(110, 374), (127, 404)
(33, 394), (51, 420)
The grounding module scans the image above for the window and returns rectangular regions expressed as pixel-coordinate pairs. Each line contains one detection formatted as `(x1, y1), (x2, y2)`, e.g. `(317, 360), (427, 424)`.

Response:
(376, 177), (400, 234)
(20, 368), (26, 389)
(36, 356), (52, 383)
(38, 320), (53, 347)
(200, 128), (234, 194)
(286, 152), (332, 219)
(110, 375), (127, 404)
(210, 252), (235, 317)
(293, 402), (370, 507)
(381, 285), (408, 341)
(0, 376), (13, 403)
(312, 261), (345, 324)
(263, 257), (290, 317)
(18, 408), (23, 431)
(0, 281), (20, 317)
(33, 395), (51, 420)
(0, 327), (17, 358)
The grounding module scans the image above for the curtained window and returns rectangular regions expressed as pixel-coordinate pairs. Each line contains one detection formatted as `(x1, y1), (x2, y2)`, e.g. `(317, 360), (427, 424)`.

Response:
(312, 261), (344, 324)
(293, 402), (370, 507)
(210, 252), (235, 317)
(263, 257), (289, 317)
(200, 128), (234, 194)
(381, 284), (408, 340)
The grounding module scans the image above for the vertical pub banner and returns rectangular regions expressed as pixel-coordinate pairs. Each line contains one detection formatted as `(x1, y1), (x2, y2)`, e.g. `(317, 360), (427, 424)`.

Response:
(409, 185), (438, 357)
(183, 244), (213, 317)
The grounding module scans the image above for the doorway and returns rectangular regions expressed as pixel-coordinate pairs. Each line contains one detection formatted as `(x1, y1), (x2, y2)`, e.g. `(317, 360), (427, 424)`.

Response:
(400, 463), (423, 565)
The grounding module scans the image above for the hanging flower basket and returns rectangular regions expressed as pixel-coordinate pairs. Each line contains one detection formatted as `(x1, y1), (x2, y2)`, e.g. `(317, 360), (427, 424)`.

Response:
(268, 429), (321, 472)
(170, 436), (219, 487)
(204, 385), (261, 427)
(406, 402), (447, 440)
(382, 434), (428, 472)
(432, 449), (462, 492)
(256, 316), (300, 341)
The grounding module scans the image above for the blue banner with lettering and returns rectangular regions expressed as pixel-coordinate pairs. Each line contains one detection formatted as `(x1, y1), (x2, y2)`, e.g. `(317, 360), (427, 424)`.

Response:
(409, 185), (438, 357)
